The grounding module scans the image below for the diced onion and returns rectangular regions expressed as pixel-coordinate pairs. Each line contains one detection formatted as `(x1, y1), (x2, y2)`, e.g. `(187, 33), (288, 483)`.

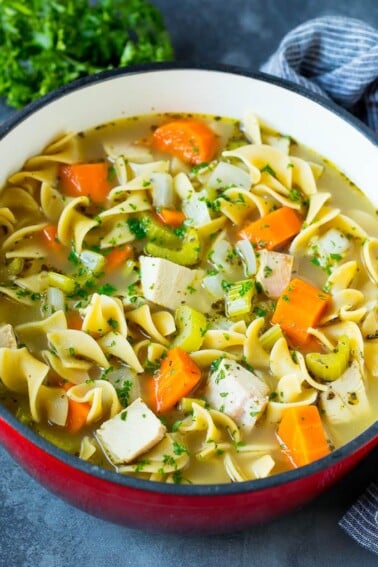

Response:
(46, 286), (65, 314)
(236, 239), (257, 276)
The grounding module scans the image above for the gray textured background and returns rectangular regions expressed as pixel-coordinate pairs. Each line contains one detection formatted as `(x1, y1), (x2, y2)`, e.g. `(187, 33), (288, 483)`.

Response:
(0, 1), (378, 566)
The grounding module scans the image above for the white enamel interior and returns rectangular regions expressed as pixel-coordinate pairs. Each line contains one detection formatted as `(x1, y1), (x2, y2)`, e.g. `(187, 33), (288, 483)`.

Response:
(0, 68), (377, 207)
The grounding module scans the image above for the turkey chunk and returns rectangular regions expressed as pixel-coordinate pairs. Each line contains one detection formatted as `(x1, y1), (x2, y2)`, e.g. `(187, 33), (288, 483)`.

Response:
(320, 361), (370, 424)
(205, 358), (269, 432)
(0, 324), (17, 349)
(140, 255), (211, 313)
(256, 250), (294, 299)
(96, 398), (166, 464)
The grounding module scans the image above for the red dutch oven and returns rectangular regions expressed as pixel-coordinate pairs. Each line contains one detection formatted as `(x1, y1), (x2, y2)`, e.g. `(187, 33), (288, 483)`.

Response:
(0, 65), (377, 534)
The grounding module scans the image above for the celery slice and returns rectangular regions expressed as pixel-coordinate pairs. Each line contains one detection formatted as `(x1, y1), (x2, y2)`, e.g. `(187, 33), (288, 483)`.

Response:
(225, 279), (254, 318)
(7, 257), (24, 276)
(305, 335), (350, 381)
(142, 213), (181, 247)
(259, 324), (284, 352)
(145, 227), (201, 266)
(47, 272), (76, 293)
(179, 397), (207, 412)
(172, 305), (207, 352)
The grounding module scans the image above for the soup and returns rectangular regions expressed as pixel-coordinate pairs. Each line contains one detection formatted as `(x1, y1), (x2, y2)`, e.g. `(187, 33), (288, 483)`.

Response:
(0, 112), (376, 484)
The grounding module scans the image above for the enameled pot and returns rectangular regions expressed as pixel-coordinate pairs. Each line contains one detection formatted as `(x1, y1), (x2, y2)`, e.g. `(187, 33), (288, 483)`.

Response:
(0, 64), (377, 534)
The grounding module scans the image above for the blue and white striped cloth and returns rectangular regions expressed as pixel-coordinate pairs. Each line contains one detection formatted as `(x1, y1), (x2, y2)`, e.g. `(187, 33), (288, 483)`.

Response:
(261, 15), (378, 132)
(261, 15), (378, 555)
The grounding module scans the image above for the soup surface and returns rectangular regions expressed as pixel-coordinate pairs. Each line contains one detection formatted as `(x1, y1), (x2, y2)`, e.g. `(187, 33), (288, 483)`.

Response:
(0, 112), (377, 484)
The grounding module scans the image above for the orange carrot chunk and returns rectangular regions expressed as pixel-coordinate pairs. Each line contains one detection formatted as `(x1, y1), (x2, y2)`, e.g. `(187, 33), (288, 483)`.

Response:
(277, 405), (330, 467)
(152, 119), (217, 165)
(239, 206), (302, 250)
(105, 244), (133, 272)
(152, 347), (202, 413)
(41, 225), (62, 249)
(66, 311), (83, 330)
(271, 277), (331, 348)
(63, 383), (90, 433)
(59, 162), (113, 204)
(156, 208), (186, 228)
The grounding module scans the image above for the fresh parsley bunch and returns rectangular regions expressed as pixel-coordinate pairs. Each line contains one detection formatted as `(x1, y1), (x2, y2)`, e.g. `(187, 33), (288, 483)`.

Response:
(0, 0), (173, 108)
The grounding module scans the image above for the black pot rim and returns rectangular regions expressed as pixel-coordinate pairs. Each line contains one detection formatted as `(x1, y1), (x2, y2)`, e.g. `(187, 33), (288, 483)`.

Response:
(0, 61), (377, 497)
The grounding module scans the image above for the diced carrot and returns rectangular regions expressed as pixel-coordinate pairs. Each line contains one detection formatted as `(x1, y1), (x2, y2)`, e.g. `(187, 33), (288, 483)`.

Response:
(41, 225), (62, 249)
(156, 208), (186, 228)
(105, 244), (133, 272)
(66, 311), (83, 330)
(239, 206), (302, 250)
(63, 383), (91, 433)
(151, 347), (202, 413)
(59, 162), (113, 204)
(277, 405), (330, 467)
(152, 119), (217, 165)
(271, 277), (331, 348)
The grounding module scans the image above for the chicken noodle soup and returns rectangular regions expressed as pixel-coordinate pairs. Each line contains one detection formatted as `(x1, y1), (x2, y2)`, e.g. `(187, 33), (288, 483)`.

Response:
(0, 112), (377, 484)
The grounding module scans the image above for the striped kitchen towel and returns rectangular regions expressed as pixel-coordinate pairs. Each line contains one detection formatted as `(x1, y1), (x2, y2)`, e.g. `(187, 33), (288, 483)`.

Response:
(261, 15), (378, 555)
(339, 481), (378, 555)
(261, 15), (378, 132)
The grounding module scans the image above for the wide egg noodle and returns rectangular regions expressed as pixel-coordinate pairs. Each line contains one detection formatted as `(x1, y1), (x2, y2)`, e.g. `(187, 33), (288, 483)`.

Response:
(57, 196), (98, 253)
(150, 310), (176, 337)
(289, 206), (340, 256)
(0, 207), (16, 235)
(252, 183), (302, 211)
(40, 182), (68, 223)
(79, 436), (97, 461)
(243, 317), (270, 369)
(82, 293), (128, 338)
(223, 144), (293, 187)
(125, 304), (170, 346)
(305, 192), (332, 224)
(217, 187), (272, 225)
(290, 156), (318, 195)
(128, 159), (170, 177)
(266, 389), (318, 423)
(97, 331), (144, 373)
(42, 350), (91, 384)
(98, 191), (152, 218)
(2, 222), (48, 260)
(16, 310), (67, 342)
(47, 329), (110, 369)
(0, 347), (49, 422)
(362, 238), (378, 284)
(133, 339), (168, 367)
(201, 329), (245, 350)
(67, 380), (121, 425)
(190, 349), (239, 368)
(94, 216), (135, 250)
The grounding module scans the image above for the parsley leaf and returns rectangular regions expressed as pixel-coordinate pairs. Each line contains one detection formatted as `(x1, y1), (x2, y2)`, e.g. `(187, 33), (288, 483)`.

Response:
(0, 0), (173, 108)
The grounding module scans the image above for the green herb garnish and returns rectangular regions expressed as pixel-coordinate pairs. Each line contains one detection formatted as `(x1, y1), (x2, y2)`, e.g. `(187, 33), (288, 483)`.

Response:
(0, 0), (173, 108)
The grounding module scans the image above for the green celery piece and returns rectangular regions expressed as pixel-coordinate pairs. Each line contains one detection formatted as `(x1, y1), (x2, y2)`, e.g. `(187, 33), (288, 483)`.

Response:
(47, 272), (76, 294)
(142, 214), (182, 247)
(179, 397), (207, 412)
(225, 279), (255, 318)
(7, 258), (24, 276)
(305, 335), (350, 381)
(145, 227), (201, 266)
(172, 305), (207, 352)
(259, 324), (284, 351)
